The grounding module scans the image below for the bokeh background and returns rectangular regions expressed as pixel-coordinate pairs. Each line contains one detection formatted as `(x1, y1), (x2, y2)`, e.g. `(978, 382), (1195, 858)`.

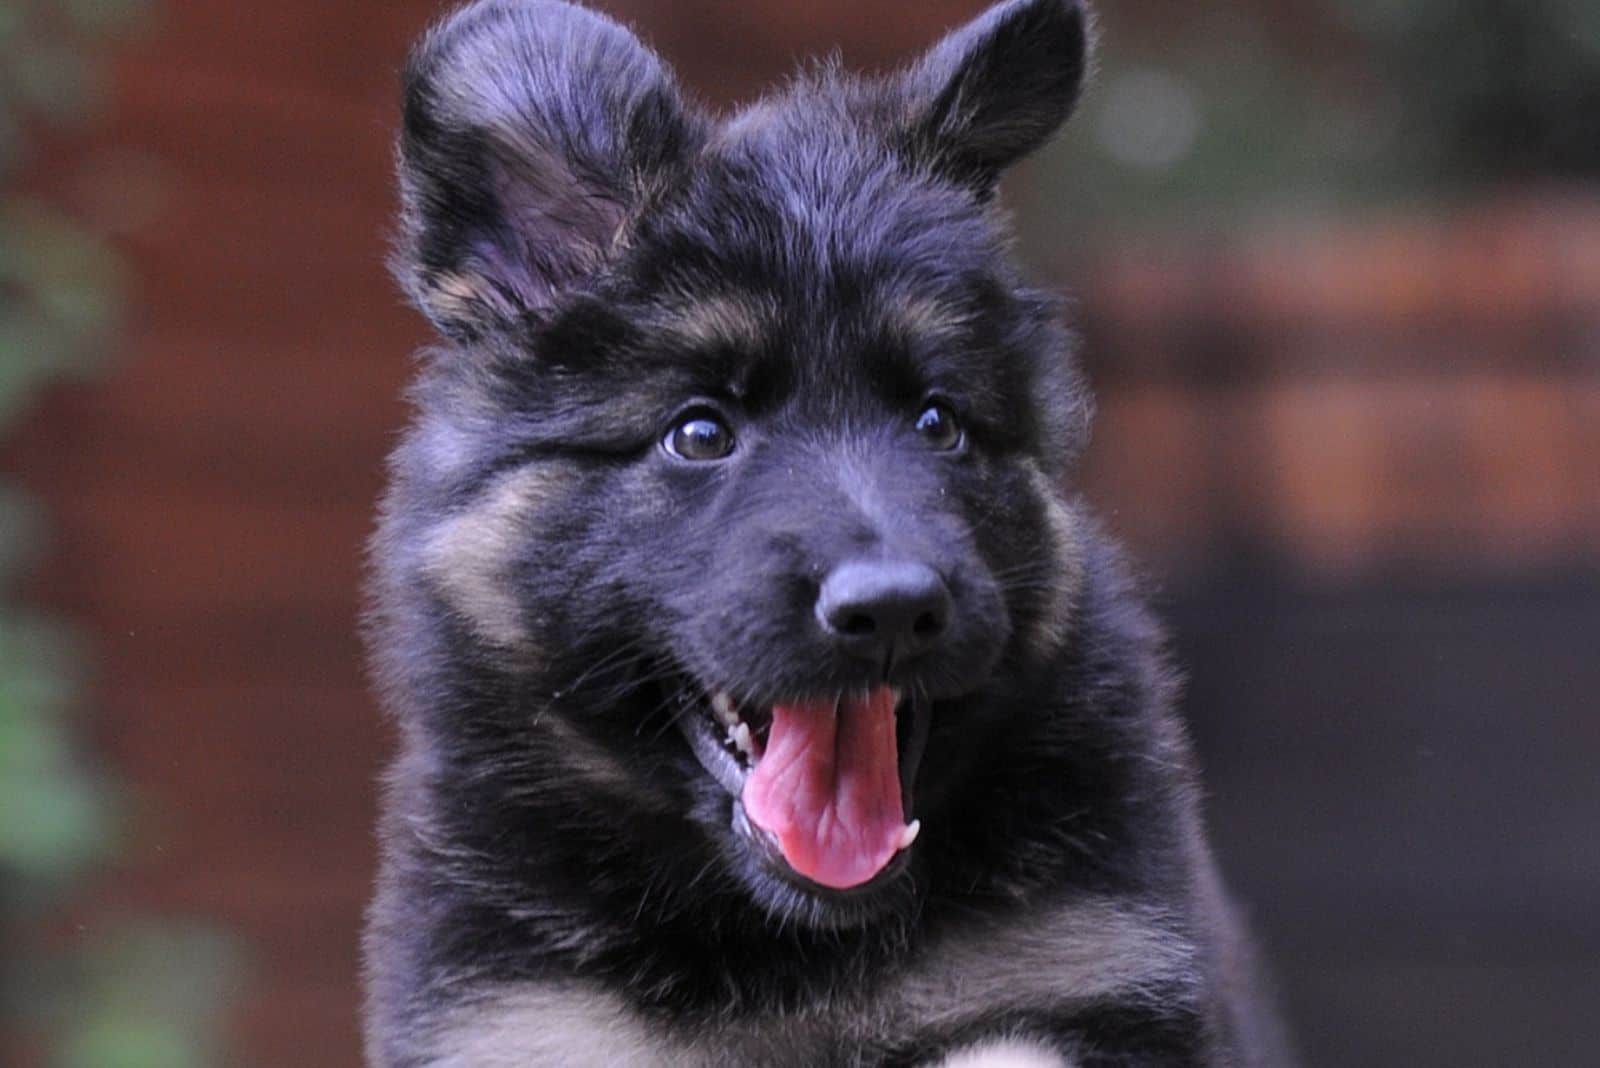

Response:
(2, 1), (1596, 1064)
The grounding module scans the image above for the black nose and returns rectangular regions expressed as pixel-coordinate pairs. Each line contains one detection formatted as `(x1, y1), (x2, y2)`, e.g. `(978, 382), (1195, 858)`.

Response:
(816, 559), (952, 666)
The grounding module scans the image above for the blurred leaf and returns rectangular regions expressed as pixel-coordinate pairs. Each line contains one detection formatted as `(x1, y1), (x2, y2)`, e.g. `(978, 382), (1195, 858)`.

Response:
(10, 40), (102, 125)
(64, 0), (150, 36)
(0, 616), (106, 880)
(61, 1021), (195, 1068)
(54, 926), (244, 1068)
(0, 200), (125, 426)
(8, 925), (246, 1068)
(0, 747), (109, 877)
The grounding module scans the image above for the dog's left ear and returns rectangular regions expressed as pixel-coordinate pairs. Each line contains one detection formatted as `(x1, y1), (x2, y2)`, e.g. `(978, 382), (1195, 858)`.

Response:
(897, 0), (1092, 193)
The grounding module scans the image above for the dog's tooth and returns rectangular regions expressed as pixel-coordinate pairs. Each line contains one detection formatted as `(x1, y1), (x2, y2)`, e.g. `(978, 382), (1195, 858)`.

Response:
(898, 820), (921, 850)
(731, 721), (754, 757)
(711, 691), (739, 728)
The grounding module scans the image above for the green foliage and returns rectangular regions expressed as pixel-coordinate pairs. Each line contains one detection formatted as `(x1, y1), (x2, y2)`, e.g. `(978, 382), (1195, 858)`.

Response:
(0, 607), (109, 880)
(0, 199), (124, 424)
(1013, 0), (1600, 253)
(1338, 0), (1600, 180)
(1, 2), (242, 1064)
(51, 927), (239, 1068)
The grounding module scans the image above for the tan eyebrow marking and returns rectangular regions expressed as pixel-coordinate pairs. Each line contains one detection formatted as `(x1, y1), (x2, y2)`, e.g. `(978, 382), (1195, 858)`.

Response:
(882, 292), (974, 343)
(658, 293), (775, 352)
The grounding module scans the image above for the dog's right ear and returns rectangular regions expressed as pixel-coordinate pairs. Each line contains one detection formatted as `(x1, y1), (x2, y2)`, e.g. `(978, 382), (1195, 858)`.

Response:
(395, 0), (699, 340)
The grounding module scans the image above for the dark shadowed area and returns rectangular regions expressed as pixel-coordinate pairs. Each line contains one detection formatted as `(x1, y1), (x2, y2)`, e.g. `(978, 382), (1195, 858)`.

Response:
(1, 1), (1595, 1065)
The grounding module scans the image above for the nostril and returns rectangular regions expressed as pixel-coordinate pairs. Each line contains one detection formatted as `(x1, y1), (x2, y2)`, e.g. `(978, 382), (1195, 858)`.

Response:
(839, 612), (877, 636)
(912, 611), (945, 637)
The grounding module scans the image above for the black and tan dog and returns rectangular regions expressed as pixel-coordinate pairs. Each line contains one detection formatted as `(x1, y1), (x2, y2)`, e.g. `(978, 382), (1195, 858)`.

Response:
(364, 1), (1290, 1064)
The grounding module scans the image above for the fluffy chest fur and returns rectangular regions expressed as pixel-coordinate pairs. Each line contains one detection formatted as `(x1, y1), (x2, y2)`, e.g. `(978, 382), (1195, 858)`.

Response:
(416, 897), (1199, 1067)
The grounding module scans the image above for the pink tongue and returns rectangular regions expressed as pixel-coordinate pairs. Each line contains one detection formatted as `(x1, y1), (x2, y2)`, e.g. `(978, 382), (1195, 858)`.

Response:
(741, 687), (905, 889)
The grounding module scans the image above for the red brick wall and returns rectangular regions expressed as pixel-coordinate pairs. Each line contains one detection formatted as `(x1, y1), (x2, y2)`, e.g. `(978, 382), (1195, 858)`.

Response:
(1077, 194), (1600, 577)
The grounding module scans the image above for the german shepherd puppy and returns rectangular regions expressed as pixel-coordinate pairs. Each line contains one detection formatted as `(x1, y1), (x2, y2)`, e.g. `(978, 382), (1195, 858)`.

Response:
(365, 1), (1289, 1064)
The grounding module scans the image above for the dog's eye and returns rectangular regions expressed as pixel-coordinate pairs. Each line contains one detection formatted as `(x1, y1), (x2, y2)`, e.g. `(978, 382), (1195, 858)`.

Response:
(914, 402), (963, 451)
(665, 411), (735, 461)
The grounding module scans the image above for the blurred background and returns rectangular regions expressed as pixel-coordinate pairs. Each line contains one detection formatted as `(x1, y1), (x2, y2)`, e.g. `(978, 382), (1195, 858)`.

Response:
(1, 0), (1595, 1064)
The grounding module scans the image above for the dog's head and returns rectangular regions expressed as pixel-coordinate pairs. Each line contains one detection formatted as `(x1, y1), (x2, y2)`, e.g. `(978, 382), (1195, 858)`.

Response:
(379, 0), (1094, 929)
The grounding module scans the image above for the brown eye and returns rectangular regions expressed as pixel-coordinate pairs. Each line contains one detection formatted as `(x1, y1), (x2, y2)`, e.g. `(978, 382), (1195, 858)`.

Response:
(665, 411), (735, 461)
(915, 402), (963, 451)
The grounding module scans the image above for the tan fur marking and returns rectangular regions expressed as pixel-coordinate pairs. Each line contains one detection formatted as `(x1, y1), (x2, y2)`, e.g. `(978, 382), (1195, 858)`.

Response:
(1021, 460), (1083, 660)
(430, 270), (487, 309)
(661, 293), (773, 353)
(421, 465), (565, 651)
(422, 268), (517, 325)
(887, 293), (972, 342)
(536, 713), (671, 810)
(891, 897), (1196, 1030)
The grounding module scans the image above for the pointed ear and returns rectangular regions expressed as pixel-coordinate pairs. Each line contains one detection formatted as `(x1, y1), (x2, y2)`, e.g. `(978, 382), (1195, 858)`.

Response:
(898, 0), (1092, 192)
(395, 0), (700, 339)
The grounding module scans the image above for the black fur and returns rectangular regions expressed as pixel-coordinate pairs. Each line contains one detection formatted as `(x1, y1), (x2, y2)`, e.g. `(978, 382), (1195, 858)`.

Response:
(365, 2), (1289, 1065)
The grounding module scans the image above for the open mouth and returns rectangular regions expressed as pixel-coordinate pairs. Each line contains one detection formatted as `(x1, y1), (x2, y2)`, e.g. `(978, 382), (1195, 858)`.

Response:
(676, 685), (931, 891)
